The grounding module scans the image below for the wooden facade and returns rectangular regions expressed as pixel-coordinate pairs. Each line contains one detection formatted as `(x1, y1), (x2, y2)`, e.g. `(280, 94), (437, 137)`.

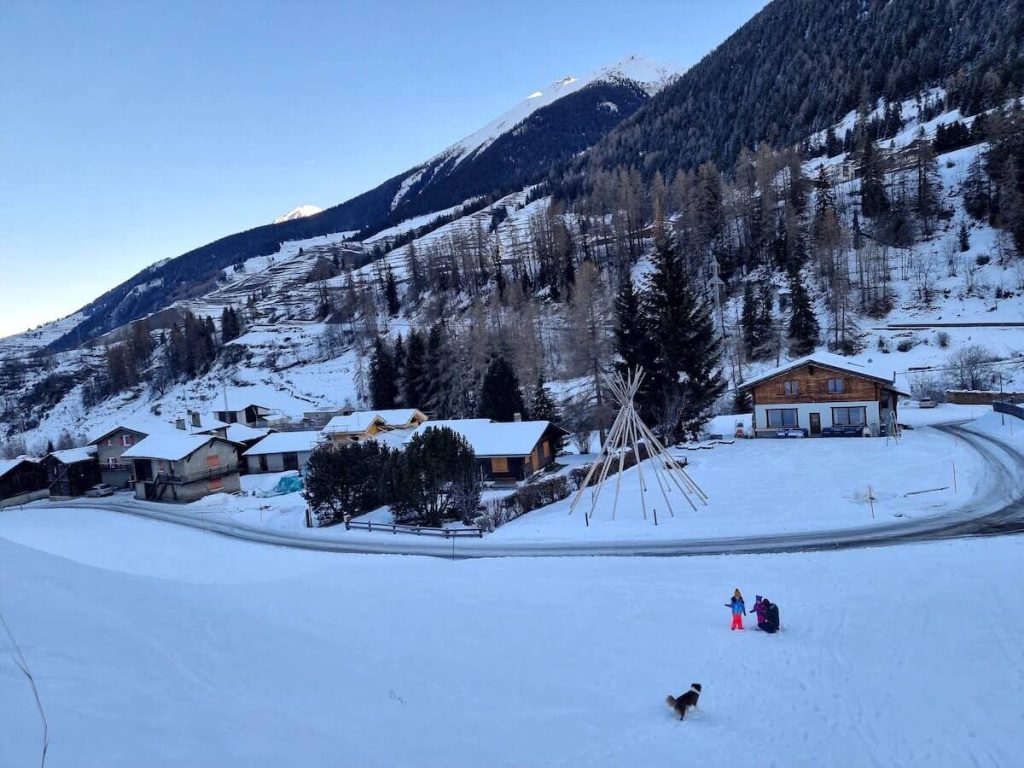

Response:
(0, 459), (48, 503)
(742, 360), (903, 438)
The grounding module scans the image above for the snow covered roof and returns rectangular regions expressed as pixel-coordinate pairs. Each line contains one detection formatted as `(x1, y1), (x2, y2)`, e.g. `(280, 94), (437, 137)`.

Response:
(243, 431), (323, 456)
(324, 412), (384, 434)
(121, 434), (224, 462)
(47, 446), (98, 464)
(0, 457), (36, 479)
(740, 353), (909, 394)
(323, 408), (426, 435)
(213, 424), (271, 443)
(88, 417), (174, 445)
(370, 408), (427, 425)
(412, 419), (563, 458)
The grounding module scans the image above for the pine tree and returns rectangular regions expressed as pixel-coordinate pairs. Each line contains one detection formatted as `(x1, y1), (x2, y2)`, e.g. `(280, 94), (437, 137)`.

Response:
(643, 238), (724, 437)
(369, 338), (398, 409)
(477, 355), (526, 422)
(529, 375), (565, 456)
(959, 221), (971, 252)
(422, 323), (455, 417)
(403, 330), (427, 409)
(859, 140), (889, 218)
(787, 270), (820, 356)
(384, 267), (400, 317)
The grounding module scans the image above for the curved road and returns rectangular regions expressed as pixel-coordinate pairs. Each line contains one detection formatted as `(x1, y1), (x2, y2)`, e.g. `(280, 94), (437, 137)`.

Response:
(25, 424), (1024, 559)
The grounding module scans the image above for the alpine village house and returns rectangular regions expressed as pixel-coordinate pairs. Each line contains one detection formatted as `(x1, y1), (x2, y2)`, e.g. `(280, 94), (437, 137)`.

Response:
(740, 353), (910, 438)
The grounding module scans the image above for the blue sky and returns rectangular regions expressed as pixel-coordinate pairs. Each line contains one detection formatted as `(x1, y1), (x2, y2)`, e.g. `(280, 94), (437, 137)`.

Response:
(0, 0), (769, 338)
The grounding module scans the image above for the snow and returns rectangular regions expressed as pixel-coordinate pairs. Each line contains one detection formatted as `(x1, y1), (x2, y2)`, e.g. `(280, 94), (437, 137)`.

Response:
(46, 445), (97, 464)
(121, 433), (218, 462)
(242, 430), (322, 456)
(272, 204), (323, 224)
(412, 419), (553, 457)
(218, 424), (271, 443)
(492, 424), (986, 541)
(0, 457), (33, 478)
(2, 505), (1022, 766)
(421, 55), (676, 172)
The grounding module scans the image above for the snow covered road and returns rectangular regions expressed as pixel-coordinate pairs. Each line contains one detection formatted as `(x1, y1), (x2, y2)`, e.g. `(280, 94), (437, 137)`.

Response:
(22, 423), (1024, 559)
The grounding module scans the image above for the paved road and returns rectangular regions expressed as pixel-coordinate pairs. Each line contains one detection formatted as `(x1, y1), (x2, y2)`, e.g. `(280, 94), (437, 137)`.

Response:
(29, 424), (1024, 559)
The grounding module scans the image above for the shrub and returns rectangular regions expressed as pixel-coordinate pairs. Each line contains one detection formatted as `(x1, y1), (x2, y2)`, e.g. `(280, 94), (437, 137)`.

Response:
(389, 427), (479, 527)
(936, 331), (951, 348)
(480, 474), (572, 531)
(975, 254), (991, 266)
(303, 441), (393, 525)
(896, 339), (915, 353)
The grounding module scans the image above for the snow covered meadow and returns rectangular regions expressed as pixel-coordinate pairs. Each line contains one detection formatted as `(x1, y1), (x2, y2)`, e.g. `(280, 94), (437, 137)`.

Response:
(2, 504), (1023, 767)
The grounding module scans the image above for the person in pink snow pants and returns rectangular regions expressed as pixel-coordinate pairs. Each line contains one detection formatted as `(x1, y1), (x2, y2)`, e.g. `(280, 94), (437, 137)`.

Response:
(726, 588), (746, 630)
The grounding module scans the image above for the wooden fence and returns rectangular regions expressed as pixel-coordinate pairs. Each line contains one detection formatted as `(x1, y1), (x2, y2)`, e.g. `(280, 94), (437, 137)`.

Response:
(342, 519), (483, 538)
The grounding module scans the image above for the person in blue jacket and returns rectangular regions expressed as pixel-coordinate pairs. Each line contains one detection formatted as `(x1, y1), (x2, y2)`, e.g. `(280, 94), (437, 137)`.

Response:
(726, 588), (746, 630)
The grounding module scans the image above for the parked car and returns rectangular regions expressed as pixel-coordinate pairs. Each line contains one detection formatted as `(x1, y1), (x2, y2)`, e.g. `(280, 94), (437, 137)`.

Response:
(919, 397), (938, 409)
(84, 483), (115, 497)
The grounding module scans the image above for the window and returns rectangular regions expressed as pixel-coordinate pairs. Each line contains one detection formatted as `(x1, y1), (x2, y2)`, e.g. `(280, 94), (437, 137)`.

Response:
(827, 377), (845, 394)
(491, 457), (509, 474)
(832, 406), (867, 426)
(783, 380), (799, 395)
(766, 409), (799, 428)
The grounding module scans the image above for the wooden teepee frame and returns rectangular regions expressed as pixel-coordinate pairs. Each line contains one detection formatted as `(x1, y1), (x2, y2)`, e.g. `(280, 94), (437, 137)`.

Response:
(568, 367), (708, 525)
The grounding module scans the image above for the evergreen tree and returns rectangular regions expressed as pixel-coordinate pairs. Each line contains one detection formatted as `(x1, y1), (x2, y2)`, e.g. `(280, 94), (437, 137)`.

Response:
(389, 427), (479, 527)
(643, 238), (724, 437)
(859, 140), (889, 217)
(392, 335), (406, 398)
(46, 439), (55, 454)
(422, 323), (455, 417)
(384, 267), (400, 317)
(368, 338), (398, 409)
(403, 330), (428, 409)
(529, 375), (564, 455)
(787, 270), (820, 356)
(959, 221), (971, 252)
(477, 355), (526, 422)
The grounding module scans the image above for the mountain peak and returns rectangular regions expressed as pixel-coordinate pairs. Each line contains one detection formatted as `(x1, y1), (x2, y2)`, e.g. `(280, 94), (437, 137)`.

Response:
(273, 205), (323, 224)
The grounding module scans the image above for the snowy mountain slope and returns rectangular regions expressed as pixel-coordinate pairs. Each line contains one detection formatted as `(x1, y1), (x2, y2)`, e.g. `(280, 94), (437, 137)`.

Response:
(34, 56), (669, 353)
(408, 56), (675, 188)
(272, 204), (323, 224)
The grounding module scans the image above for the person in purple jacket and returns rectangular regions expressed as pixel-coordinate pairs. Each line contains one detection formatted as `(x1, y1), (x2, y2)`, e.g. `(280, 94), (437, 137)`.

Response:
(751, 595), (767, 629)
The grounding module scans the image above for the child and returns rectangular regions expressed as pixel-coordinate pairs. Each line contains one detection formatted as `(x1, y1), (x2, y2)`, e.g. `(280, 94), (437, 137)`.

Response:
(725, 588), (746, 630)
(751, 595), (767, 629)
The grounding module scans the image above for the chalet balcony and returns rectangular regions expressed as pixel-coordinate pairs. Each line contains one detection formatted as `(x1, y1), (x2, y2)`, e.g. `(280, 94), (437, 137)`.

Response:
(155, 463), (239, 486)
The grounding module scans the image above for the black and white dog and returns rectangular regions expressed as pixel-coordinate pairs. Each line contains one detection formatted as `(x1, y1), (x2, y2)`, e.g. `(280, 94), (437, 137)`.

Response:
(665, 683), (702, 720)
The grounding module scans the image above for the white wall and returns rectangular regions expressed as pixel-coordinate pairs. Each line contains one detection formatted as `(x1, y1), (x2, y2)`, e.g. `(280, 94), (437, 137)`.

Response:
(754, 400), (883, 436)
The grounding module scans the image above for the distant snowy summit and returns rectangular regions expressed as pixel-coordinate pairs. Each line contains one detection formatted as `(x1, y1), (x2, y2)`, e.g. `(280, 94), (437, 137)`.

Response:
(438, 54), (678, 169)
(273, 205), (323, 224)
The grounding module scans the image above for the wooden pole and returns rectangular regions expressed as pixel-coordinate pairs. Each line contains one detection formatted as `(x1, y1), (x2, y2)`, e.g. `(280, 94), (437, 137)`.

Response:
(868, 485), (875, 518)
(952, 461), (957, 494)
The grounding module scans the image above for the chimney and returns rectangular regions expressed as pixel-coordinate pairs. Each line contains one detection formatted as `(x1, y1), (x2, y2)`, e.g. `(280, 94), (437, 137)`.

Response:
(513, 412), (522, 422)
(175, 418), (186, 431)
(190, 410), (201, 428)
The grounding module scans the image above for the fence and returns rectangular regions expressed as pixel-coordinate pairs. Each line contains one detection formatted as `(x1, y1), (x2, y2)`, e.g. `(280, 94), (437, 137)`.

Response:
(993, 401), (1024, 421)
(342, 519), (483, 538)
(0, 489), (50, 509)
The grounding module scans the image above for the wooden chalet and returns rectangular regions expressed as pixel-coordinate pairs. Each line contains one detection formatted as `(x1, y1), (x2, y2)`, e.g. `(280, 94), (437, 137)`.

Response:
(43, 446), (102, 498)
(0, 457), (48, 507)
(739, 353), (910, 438)
(322, 408), (428, 443)
(411, 419), (568, 482)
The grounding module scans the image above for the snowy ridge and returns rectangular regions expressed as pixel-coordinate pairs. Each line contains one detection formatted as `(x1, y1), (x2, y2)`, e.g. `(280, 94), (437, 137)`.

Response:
(272, 205), (323, 224)
(388, 55), (677, 211)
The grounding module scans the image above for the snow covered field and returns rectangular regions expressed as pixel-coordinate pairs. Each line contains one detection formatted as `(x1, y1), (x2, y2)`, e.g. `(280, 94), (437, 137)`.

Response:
(2, 506), (1022, 767)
